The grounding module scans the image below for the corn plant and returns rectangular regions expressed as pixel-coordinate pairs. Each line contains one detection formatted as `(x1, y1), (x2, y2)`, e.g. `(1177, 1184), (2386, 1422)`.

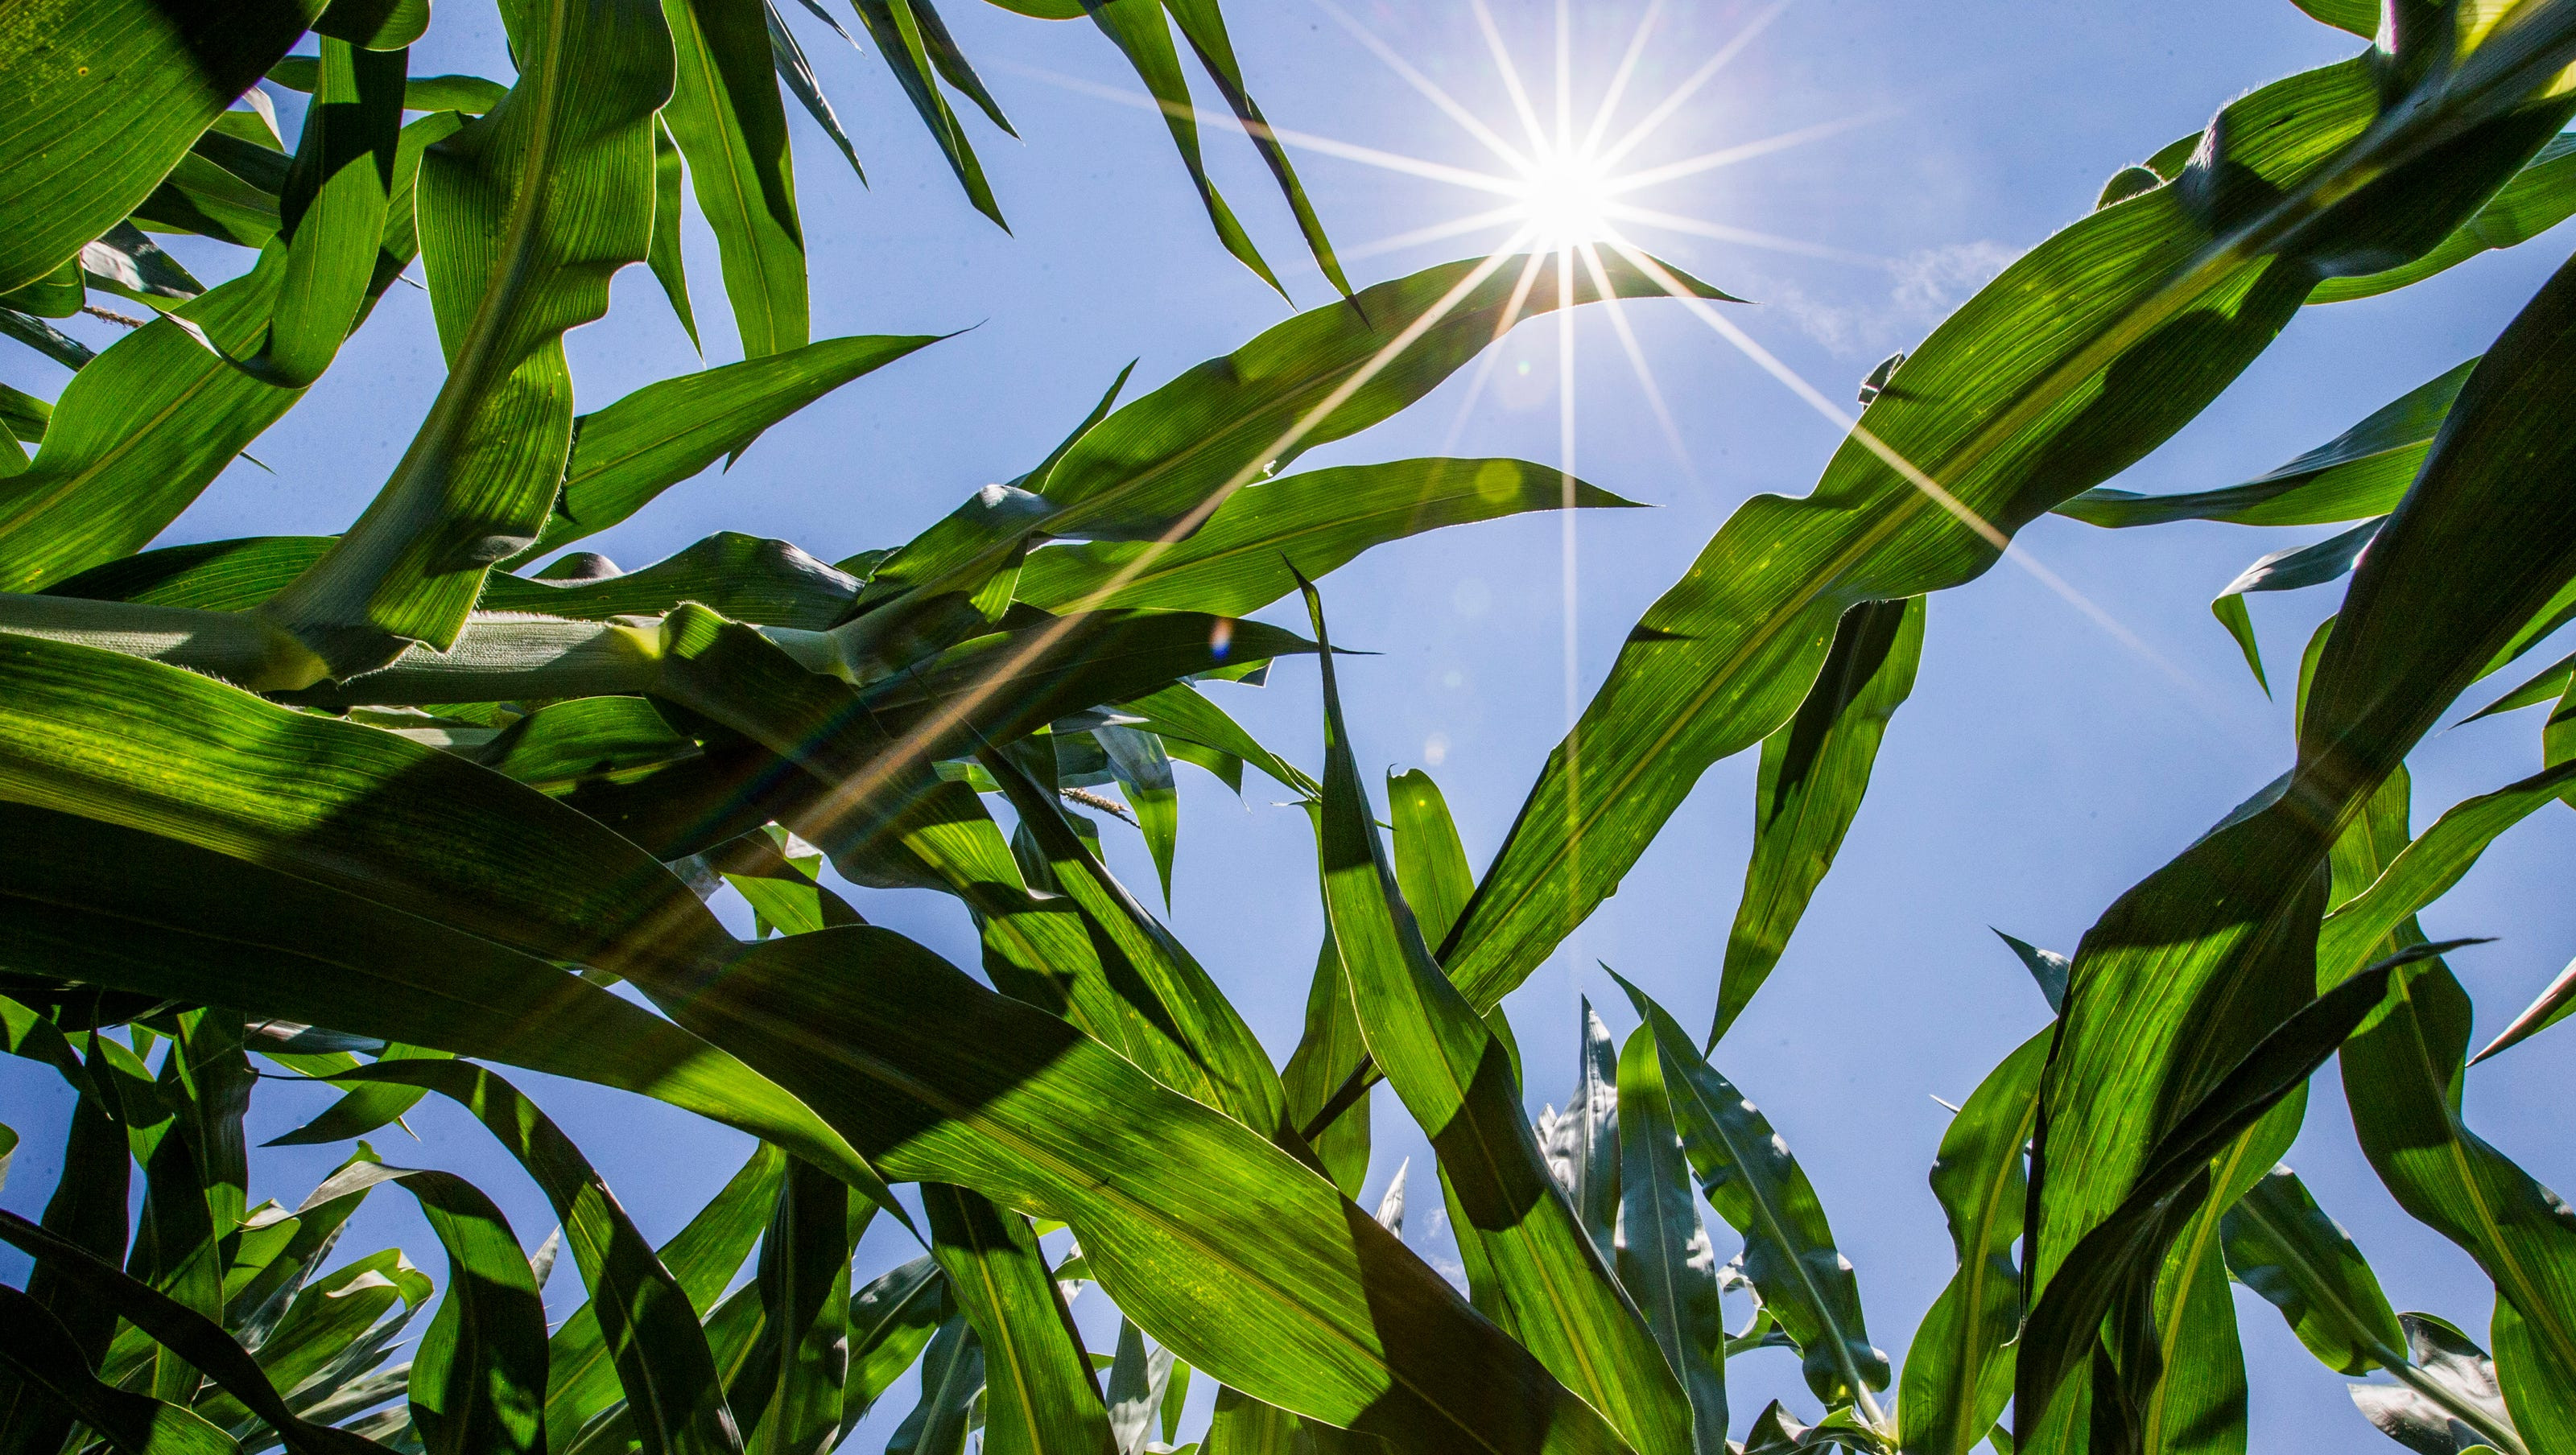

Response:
(9, 0), (2576, 1453)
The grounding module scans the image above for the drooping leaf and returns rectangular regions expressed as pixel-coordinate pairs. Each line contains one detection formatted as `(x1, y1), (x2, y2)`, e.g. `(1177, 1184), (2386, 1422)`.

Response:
(1080, 0), (1283, 295)
(0, 1284), (241, 1455)
(2222, 1165), (2409, 1378)
(2057, 359), (2476, 530)
(2210, 517), (2385, 693)
(1711, 596), (1922, 1044)
(2315, 134), (2576, 302)
(845, 1257), (946, 1433)
(253, 38), (406, 387)
(884, 1316), (980, 1455)
(849, 0), (1004, 227)
(1159, 0), (1348, 294)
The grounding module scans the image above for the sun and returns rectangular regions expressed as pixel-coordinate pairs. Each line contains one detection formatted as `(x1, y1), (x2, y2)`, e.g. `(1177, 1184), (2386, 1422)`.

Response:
(1511, 145), (1616, 249)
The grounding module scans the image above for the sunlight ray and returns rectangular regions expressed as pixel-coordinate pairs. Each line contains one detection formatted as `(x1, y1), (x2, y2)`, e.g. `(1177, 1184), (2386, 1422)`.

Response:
(1338, 204), (1529, 264)
(1606, 203), (1890, 266)
(1438, 250), (1554, 457)
(1469, 0), (1552, 154)
(1555, 237), (1587, 982)
(1554, 0), (1574, 153)
(993, 60), (1521, 196)
(1607, 109), (1896, 195)
(1598, 0), (1793, 169)
(1575, 241), (1695, 475)
(1583, 0), (1669, 157)
(1309, 0), (1532, 171)
(1599, 232), (2229, 717)
(810, 235), (1542, 830)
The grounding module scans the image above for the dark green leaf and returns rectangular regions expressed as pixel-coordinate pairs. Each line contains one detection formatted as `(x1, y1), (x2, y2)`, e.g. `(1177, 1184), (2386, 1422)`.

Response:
(1712, 596), (1922, 1044)
(0, 1284), (240, 1455)
(2315, 134), (2576, 302)
(1613, 1024), (1729, 1455)
(884, 1315), (980, 1455)
(923, 1183), (1112, 1455)
(1080, 0), (1283, 295)
(0, 0), (324, 293)
(2223, 1165), (2408, 1377)
(850, 0), (1004, 227)
(748, 1156), (853, 1455)
(664, 0), (807, 357)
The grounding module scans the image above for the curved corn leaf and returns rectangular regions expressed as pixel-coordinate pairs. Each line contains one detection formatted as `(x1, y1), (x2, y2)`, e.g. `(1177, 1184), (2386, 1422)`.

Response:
(1897, 1028), (2046, 1455)
(1106, 1318), (1176, 1455)
(0, 1209), (388, 1455)
(2317, 759), (2576, 987)
(2211, 516), (2384, 693)
(2473, 952), (2576, 1064)
(664, 0), (807, 357)
(1439, 37), (2576, 1028)
(768, 2), (864, 181)
(0, 800), (885, 1206)
(1096, 723), (1179, 902)
(270, 58), (510, 115)
(1613, 1024), (1729, 1455)
(291, 1164), (550, 1455)
(1711, 596), (1922, 1045)
(0, 1284), (240, 1455)
(0, 109), (452, 595)
(2030, 170), (2576, 1453)
(923, 1183), (1113, 1455)
(1281, 933), (1371, 1201)
(0, 0), (323, 294)
(1616, 973), (1888, 1416)
(1081, 0), (1282, 296)
(2058, 359), (2475, 530)
(1016, 458), (1637, 617)
(1125, 683), (1316, 798)
(262, 0), (675, 672)
(1035, 252), (1729, 542)
(2315, 134), (2576, 303)
(332, 1061), (745, 1455)
(2350, 1313), (2531, 1455)
(1302, 580), (1690, 1455)
(2223, 1166), (2408, 1377)
(266, 1043), (452, 1147)
(673, 926), (1633, 1455)
(1161, 0), (1348, 295)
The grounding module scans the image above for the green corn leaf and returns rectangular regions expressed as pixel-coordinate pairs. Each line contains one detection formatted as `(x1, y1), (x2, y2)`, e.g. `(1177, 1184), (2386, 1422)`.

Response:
(0, 382), (49, 446)
(2210, 516), (2385, 693)
(253, 39), (405, 387)
(923, 1183), (1113, 1455)
(0, 109), (452, 595)
(1201, 1386), (1307, 1455)
(712, 828), (865, 938)
(1612, 1024), (1730, 1455)
(0, 802), (888, 1210)
(1106, 1318), (1175, 1455)
(663, 0), (807, 357)
(1618, 974), (1889, 1417)
(0, 1284), (240, 1455)
(546, 1144), (787, 1452)
(1562, 1001), (1620, 1263)
(666, 925), (1636, 1455)
(1280, 934), (1371, 1200)
(2058, 359), (2476, 530)
(1300, 579), (1689, 1455)
(1121, 683), (1317, 798)
(1897, 1028), (2047, 1455)
(1160, 0), (1348, 295)
(1080, 0), (1282, 296)
(851, 0), (1004, 226)
(0, 1208), (389, 1455)
(2315, 759), (2576, 987)
(749, 1157), (855, 1455)
(2017, 949), (2433, 1448)
(192, 1246), (430, 1432)
(2349, 1313), (2532, 1455)
(289, 1164), (551, 1455)
(530, 328), (912, 544)
(270, 57), (510, 115)
(0, 1016), (129, 1455)
(1016, 458), (1637, 617)
(2316, 133), (2576, 302)
(2223, 1165), (2409, 1377)
(2324, 784), (2576, 1451)
(1034, 252), (1728, 544)
(2289, 0), (2377, 35)
(0, 0), (323, 294)
(1438, 37), (2576, 1033)
(1, 258), (82, 319)
(2473, 953), (2576, 1064)
(845, 1257), (947, 1434)
(650, 118), (701, 348)
(332, 1061), (746, 1455)
(1096, 723), (1179, 904)
(471, 697), (703, 796)
(2028, 162), (2576, 1453)
(265, 1043), (453, 1146)
(885, 1315), (981, 1455)
(260, 0), (675, 674)
(1387, 768), (1473, 949)
(313, 0), (429, 50)
(978, 740), (1290, 1139)
(768, 2), (865, 180)
(0, 308), (93, 370)
(1712, 596), (1922, 1045)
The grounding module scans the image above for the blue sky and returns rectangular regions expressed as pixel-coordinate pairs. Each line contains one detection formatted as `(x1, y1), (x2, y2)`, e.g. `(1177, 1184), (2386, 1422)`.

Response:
(6, 2), (2574, 1449)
